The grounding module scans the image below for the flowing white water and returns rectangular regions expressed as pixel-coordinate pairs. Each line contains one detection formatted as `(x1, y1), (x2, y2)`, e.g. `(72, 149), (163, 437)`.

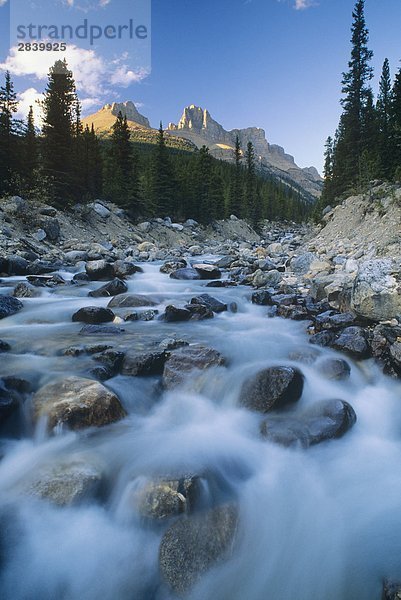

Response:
(0, 261), (401, 599)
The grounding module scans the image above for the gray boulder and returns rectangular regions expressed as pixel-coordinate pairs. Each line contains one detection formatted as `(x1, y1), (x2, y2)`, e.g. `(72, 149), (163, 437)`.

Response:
(170, 268), (201, 280)
(24, 460), (102, 506)
(163, 345), (225, 389)
(261, 399), (357, 448)
(108, 293), (157, 308)
(132, 475), (200, 520)
(0, 296), (23, 319)
(351, 259), (401, 321)
(159, 505), (238, 595)
(239, 366), (304, 413)
(122, 351), (167, 376)
(72, 306), (115, 324)
(290, 252), (317, 274)
(33, 376), (126, 430)
(85, 260), (114, 281)
(88, 278), (128, 298)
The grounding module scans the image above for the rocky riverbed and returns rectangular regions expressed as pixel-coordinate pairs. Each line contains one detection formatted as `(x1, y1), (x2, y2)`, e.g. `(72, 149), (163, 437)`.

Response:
(0, 185), (401, 598)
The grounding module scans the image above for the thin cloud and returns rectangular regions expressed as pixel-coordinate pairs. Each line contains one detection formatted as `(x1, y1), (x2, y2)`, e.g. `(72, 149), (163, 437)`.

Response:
(294, 0), (316, 10)
(0, 0), (8, 6)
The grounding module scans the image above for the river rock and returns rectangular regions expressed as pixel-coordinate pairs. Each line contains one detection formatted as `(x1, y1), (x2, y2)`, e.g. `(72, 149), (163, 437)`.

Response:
(190, 294), (227, 313)
(33, 376), (126, 430)
(163, 345), (225, 389)
(261, 399), (357, 448)
(314, 311), (357, 331)
(351, 259), (401, 321)
(124, 309), (158, 322)
(170, 268), (201, 280)
(252, 269), (282, 288)
(88, 278), (128, 298)
(25, 460), (102, 506)
(79, 325), (124, 336)
(108, 293), (157, 309)
(0, 340), (11, 353)
(159, 504), (238, 595)
(0, 296), (23, 319)
(72, 306), (115, 324)
(309, 330), (337, 347)
(332, 326), (370, 359)
(193, 264), (221, 280)
(216, 256), (235, 269)
(316, 358), (351, 381)
(290, 252), (317, 274)
(112, 260), (140, 279)
(160, 259), (187, 274)
(163, 305), (192, 322)
(3, 256), (30, 276)
(184, 304), (214, 320)
(64, 250), (89, 264)
(13, 282), (41, 298)
(92, 202), (111, 219)
(85, 260), (114, 281)
(92, 349), (125, 379)
(0, 380), (20, 425)
(27, 274), (66, 288)
(39, 216), (60, 241)
(132, 475), (200, 520)
(239, 366), (304, 413)
(251, 290), (273, 306)
(122, 351), (168, 376)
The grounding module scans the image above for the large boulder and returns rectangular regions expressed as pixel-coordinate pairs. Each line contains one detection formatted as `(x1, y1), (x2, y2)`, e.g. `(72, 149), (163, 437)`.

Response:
(290, 252), (317, 275)
(159, 505), (238, 595)
(163, 345), (225, 389)
(85, 260), (114, 281)
(122, 351), (168, 376)
(351, 259), (401, 321)
(0, 296), (23, 319)
(132, 475), (200, 520)
(170, 268), (201, 281)
(160, 259), (187, 275)
(190, 294), (227, 313)
(193, 264), (221, 280)
(332, 326), (370, 359)
(13, 282), (41, 298)
(32, 376), (126, 430)
(72, 306), (115, 324)
(112, 260), (140, 279)
(261, 399), (356, 448)
(24, 460), (102, 506)
(239, 366), (304, 413)
(163, 305), (192, 322)
(88, 278), (128, 298)
(108, 294), (157, 308)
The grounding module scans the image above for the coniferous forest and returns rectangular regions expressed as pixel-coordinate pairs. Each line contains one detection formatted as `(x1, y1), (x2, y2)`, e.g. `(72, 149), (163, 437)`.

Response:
(0, 59), (308, 226)
(317, 0), (401, 214)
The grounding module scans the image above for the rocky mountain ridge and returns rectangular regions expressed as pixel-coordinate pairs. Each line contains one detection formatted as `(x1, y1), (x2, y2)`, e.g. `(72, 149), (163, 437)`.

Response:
(83, 102), (323, 201)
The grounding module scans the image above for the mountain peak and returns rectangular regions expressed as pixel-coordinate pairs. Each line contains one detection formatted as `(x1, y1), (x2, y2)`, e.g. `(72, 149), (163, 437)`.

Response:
(100, 101), (150, 128)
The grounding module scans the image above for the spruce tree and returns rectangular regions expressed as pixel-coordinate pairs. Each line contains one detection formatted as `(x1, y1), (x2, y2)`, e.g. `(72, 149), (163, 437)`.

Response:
(0, 71), (19, 195)
(23, 106), (38, 192)
(41, 59), (78, 206)
(376, 58), (393, 178)
(331, 0), (374, 195)
(391, 67), (401, 179)
(103, 111), (138, 215)
(228, 136), (243, 217)
(245, 141), (260, 226)
(149, 123), (174, 217)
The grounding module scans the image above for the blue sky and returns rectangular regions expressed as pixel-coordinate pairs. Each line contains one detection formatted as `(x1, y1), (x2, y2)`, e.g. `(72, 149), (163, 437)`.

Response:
(0, 0), (400, 172)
